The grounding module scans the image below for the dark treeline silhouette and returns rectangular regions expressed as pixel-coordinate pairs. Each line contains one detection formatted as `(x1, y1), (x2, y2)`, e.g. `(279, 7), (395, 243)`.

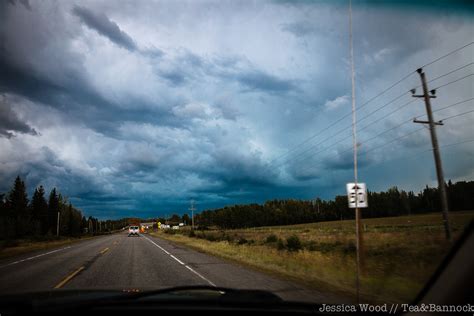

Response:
(0, 176), (125, 240)
(195, 180), (474, 229)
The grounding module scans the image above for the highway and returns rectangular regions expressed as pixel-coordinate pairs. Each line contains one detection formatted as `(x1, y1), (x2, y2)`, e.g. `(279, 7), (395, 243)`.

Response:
(0, 231), (342, 303)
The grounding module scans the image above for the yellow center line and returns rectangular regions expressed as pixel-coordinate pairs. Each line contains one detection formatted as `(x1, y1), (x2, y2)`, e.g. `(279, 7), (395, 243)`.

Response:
(100, 247), (109, 254)
(54, 266), (85, 289)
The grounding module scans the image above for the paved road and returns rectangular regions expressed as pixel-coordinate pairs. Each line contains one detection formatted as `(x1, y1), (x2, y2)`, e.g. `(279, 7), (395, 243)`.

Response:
(0, 232), (344, 303)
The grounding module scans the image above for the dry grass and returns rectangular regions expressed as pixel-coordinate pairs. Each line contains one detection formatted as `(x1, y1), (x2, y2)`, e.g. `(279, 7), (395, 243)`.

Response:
(151, 211), (473, 303)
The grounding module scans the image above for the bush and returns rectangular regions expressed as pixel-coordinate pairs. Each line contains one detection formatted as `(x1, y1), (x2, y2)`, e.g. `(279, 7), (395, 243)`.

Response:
(277, 238), (286, 250)
(342, 241), (357, 255)
(265, 234), (278, 243)
(286, 235), (302, 252)
(237, 237), (248, 245)
(189, 230), (196, 238)
(205, 234), (217, 242)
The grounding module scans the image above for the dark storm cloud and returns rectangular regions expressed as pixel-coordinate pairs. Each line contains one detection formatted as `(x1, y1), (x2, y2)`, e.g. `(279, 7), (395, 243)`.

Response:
(234, 71), (296, 93)
(0, 96), (38, 138)
(0, 59), (178, 137)
(72, 5), (137, 51)
(0, 0), (472, 218)
(154, 50), (296, 94)
(280, 22), (316, 38)
(6, 0), (30, 10)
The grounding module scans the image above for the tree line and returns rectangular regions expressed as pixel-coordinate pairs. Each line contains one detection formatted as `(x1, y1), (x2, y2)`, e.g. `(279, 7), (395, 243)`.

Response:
(194, 180), (474, 229)
(0, 176), (124, 240)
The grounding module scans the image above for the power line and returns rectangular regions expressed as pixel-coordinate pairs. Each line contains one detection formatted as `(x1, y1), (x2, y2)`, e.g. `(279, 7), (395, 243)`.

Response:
(268, 73), (418, 165)
(360, 109), (474, 157)
(356, 138), (474, 170)
(421, 41), (474, 69)
(269, 46), (473, 167)
(433, 73), (474, 90)
(439, 138), (474, 149)
(426, 62), (473, 84)
(416, 98), (474, 119)
(358, 99), (418, 133)
(291, 105), (474, 177)
(283, 67), (472, 166)
(360, 127), (426, 156)
(441, 108), (474, 121)
(284, 73), (472, 169)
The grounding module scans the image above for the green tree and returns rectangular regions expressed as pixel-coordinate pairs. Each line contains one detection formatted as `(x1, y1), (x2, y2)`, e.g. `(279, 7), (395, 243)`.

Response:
(181, 213), (190, 225)
(48, 188), (59, 235)
(7, 176), (30, 237)
(31, 185), (48, 235)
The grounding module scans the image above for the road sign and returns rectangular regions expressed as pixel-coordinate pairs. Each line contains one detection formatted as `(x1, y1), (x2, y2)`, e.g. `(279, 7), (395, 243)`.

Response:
(346, 183), (368, 208)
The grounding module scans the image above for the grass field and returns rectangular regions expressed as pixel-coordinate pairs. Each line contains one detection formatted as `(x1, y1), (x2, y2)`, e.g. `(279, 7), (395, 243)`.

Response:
(150, 211), (474, 304)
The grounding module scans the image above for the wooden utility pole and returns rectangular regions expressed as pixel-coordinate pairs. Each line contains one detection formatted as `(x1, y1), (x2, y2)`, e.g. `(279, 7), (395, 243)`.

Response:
(349, 0), (364, 304)
(412, 68), (452, 241)
(189, 200), (196, 231)
(56, 211), (60, 237)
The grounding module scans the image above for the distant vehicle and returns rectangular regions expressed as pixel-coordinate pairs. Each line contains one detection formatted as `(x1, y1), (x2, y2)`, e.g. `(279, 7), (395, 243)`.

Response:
(128, 226), (139, 237)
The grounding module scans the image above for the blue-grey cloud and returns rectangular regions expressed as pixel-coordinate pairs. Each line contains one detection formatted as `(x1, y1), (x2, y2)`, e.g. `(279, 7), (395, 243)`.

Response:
(234, 71), (296, 93)
(0, 0), (472, 219)
(0, 96), (38, 138)
(73, 5), (137, 51)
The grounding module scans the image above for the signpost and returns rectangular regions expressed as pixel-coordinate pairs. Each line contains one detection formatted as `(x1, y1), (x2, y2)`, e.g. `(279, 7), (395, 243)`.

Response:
(346, 182), (368, 304)
(346, 183), (368, 208)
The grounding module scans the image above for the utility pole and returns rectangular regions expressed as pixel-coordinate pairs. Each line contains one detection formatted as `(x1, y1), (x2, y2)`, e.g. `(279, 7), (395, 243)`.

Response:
(56, 211), (60, 237)
(412, 68), (452, 242)
(189, 200), (196, 231)
(348, 0), (364, 304)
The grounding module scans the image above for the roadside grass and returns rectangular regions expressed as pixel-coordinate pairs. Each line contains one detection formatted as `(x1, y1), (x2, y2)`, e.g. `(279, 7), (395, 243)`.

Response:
(150, 211), (473, 304)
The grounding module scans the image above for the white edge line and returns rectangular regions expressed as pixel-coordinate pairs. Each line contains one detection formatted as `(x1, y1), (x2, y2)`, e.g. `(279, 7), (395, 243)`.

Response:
(143, 235), (216, 287)
(170, 254), (185, 265)
(0, 246), (72, 269)
(185, 265), (217, 287)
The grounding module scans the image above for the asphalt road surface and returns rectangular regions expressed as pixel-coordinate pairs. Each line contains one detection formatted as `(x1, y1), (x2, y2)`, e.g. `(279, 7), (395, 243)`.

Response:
(0, 232), (345, 303)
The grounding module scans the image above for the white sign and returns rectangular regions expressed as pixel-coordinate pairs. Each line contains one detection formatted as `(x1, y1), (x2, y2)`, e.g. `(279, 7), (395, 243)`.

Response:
(346, 183), (368, 208)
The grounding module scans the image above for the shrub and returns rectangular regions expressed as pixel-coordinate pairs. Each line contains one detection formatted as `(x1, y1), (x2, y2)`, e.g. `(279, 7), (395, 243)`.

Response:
(189, 230), (196, 238)
(286, 235), (302, 252)
(265, 234), (278, 243)
(342, 241), (357, 255)
(205, 234), (217, 242)
(277, 238), (286, 250)
(306, 241), (318, 251)
(237, 237), (248, 245)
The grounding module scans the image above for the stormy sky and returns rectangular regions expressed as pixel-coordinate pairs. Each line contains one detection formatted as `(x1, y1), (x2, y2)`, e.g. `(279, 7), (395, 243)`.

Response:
(0, 0), (473, 219)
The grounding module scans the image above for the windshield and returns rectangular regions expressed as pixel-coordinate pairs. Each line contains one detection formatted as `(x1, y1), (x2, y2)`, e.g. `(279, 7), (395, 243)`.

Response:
(0, 0), (473, 311)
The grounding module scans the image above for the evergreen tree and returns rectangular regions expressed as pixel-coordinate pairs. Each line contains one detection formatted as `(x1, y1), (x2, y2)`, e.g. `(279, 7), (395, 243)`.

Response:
(48, 188), (59, 235)
(31, 185), (48, 235)
(7, 176), (30, 237)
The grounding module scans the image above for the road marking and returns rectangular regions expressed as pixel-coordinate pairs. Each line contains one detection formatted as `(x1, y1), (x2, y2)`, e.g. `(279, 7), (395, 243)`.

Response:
(185, 265), (217, 287)
(170, 254), (185, 265)
(100, 247), (109, 254)
(0, 246), (72, 269)
(142, 235), (216, 287)
(143, 235), (170, 255)
(54, 266), (85, 289)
